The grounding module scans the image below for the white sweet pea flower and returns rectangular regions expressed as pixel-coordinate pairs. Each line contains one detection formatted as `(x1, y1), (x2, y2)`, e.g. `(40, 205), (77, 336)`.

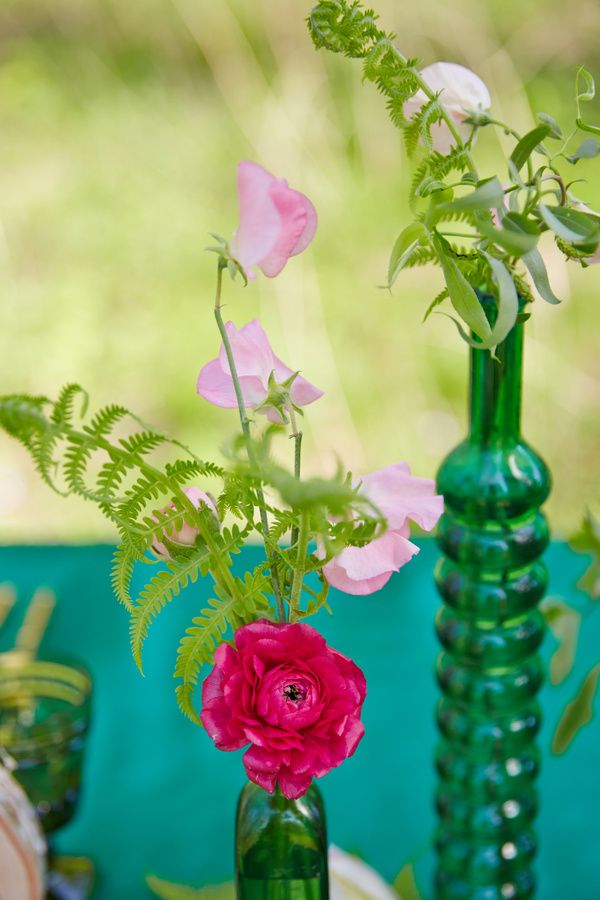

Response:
(404, 62), (491, 155)
(329, 846), (399, 900)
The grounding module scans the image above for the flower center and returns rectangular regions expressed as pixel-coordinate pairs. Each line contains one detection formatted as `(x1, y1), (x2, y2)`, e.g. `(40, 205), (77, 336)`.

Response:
(282, 683), (306, 704)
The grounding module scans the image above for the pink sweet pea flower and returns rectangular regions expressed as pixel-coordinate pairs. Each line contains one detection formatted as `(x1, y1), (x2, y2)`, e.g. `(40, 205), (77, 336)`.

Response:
(403, 62), (491, 155)
(323, 462), (443, 596)
(197, 318), (323, 422)
(230, 161), (317, 280)
(151, 486), (218, 560)
(200, 619), (366, 799)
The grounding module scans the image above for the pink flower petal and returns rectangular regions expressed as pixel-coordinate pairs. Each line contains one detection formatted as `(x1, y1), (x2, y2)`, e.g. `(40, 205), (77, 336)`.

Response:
(231, 162), (281, 279)
(277, 768), (313, 800)
(245, 766), (278, 793)
(359, 462), (444, 532)
(196, 357), (238, 408)
(197, 319), (322, 414)
(323, 531), (419, 596)
(220, 320), (273, 380)
(290, 193), (318, 257)
(258, 182), (310, 278)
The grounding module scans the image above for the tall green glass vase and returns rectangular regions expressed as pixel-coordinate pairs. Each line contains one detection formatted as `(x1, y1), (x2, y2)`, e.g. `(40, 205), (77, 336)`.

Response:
(235, 781), (329, 900)
(434, 294), (551, 899)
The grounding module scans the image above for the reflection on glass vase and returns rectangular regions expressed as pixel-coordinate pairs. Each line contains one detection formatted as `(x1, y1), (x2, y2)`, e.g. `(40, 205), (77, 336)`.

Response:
(0, 655), (95, 899)
(235, 780), (329, 900)
(434, 293), (551, 899)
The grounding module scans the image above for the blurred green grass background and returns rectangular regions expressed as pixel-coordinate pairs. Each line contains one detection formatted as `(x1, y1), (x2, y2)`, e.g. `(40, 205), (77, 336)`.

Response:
(1, 0), (599, 541)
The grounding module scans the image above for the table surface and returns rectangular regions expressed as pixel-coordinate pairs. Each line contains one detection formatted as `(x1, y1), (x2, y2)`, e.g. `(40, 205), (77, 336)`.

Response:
(0, 542), (598, 900)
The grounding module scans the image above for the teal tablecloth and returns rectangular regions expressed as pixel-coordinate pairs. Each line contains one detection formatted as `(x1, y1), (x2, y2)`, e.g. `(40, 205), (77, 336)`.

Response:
(0, 543), (598, 899)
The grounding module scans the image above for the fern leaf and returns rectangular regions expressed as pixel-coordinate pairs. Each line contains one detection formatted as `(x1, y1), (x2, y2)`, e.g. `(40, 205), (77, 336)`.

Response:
(51, 384), (88, 426)
(129, 548), (211, 672)
(83, 404), (127, 440)
(111, 545), (138, 611)
(403, 96), (442, 156)
(423, 288), (450, 322)
(174, 570), (272, 724)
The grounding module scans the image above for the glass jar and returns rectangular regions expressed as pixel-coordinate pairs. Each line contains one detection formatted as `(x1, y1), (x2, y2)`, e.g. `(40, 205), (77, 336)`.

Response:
(235, 781), (329, 900)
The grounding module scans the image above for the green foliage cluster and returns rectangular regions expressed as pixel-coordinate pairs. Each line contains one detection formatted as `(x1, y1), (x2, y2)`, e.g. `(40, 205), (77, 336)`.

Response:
(542, 511), (600, 754)
(0, 383), (383, 721)
(308, 0), (600, 350)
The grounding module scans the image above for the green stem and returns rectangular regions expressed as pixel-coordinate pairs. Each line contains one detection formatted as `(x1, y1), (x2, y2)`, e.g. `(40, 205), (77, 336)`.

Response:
(487, 117), (534, 202)
(289, 511), (310, 621)
(288, 404), (303, 556)
(213, 261), (287, 623)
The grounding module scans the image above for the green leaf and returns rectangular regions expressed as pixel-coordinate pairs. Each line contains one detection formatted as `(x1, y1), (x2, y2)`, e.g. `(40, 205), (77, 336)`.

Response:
(576, 65), (596, 104)
(570, 510), (600, 599)
(552, 663), (600, 754)
(542, 598), (581, 685)
(538, 204), (600, 246)
(394, 863), (421, 899)
(147, 876), (235, 900)
(566, 137), (600, 164)
(579, 561), (600, 599)
(481, 253), (520, 346)
(478, 211), (539, 256)
(522, 247), (561, 305)
(510, 124), (552, 172)
(576, 118), (600, 137)
(387, 223), (426, 287)
(439, 177), (505, 212)
(537, 112), (562, 139)
(433, 236), (491, 342)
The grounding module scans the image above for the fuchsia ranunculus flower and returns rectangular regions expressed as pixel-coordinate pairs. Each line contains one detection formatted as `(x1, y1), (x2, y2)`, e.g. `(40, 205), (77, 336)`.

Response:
(230, 161), (317, 280)
(403, 62), (491, 155)
(151, 486), (218, 559)
(200, 620), (366, 799)
(323, 462), (443, 596)
(197, 318), (323, 422)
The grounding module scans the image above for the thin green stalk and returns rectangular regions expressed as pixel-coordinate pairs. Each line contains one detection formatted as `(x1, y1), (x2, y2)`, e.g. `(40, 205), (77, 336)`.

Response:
(288, 404), (303, 553)
(289, 510), (310, 621)
(212, 261), (287, 623)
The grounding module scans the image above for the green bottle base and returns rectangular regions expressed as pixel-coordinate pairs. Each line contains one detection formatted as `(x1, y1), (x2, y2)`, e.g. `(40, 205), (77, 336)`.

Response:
(237, 876), (325, 900)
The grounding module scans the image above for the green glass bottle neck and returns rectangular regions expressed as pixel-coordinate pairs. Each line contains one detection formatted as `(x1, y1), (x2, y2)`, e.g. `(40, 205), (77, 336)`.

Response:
(469, 295), (524, 446)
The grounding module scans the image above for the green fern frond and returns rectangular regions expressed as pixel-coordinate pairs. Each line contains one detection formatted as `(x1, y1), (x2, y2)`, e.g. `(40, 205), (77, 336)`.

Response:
(403, 96), (443, 156)
(129, 548), (211, 672)
(308, 0), (382, 59)
(401, 244), (438, 269)
(51, 384), (89, 426)
(118, 430), (163, 458)
(111, 545), (139, 611)
(129, 519), (253, 673)
(423, 288), (450, 322)
(83, 404), (128, 440)
(174, 569), (272, 724)
(64, 439), (95, 498)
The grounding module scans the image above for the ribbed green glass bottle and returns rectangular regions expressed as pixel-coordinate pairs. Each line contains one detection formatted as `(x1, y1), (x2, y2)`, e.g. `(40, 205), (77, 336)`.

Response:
(235, 781), (329, 900)
(434, 294), (551, 899)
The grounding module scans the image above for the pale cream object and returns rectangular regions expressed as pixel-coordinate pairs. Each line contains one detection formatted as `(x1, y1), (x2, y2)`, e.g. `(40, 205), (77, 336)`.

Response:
(403, 61), (491, 154)
(329, 845), (399, 900)
(0, 765), (45, 900)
